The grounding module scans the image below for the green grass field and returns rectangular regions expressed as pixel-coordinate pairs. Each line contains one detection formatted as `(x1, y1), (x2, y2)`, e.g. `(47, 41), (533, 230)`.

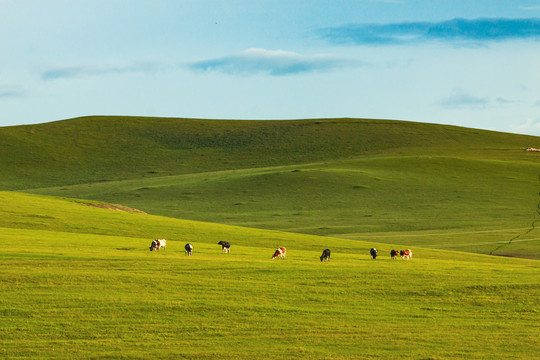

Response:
(3, 116), (538, 258)
(1, 117), (539, 358)
(25, 155), (540, 258)
(1, 192), (538, 359)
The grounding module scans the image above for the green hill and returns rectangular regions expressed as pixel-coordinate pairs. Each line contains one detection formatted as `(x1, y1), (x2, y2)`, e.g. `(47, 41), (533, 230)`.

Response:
(0, 191), (538, 359)
(1, 116), (539, 258)
(1, 115), (537, 189)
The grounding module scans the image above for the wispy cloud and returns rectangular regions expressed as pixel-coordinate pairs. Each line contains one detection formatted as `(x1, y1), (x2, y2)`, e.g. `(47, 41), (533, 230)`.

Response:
(0, 86), (25, 98)
(495, 97), (516, 105)
(519, 6), (540, 11)
(41, 62), (168, 80)
(440, 91), (522, 109)
(513, 118), (540, 135)
(440, 90), (489, 109)
(190, 48), (355, 76)
(318, 18), (540, 46)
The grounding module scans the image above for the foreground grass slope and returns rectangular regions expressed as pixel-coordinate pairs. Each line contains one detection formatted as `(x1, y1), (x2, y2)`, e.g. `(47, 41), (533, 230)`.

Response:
(1, 192), (539, 359)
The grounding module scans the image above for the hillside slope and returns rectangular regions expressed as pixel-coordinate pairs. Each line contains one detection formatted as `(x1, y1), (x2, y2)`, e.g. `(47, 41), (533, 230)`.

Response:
(1, 116), (538, 189)
(2, 116), (539, 258)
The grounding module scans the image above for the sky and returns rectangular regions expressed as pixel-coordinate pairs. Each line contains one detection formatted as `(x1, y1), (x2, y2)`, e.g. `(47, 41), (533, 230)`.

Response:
(1, 0), (540, 136)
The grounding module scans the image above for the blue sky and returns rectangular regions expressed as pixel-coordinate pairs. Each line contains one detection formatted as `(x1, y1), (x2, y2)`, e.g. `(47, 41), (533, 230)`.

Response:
(1, 0), (540, 135)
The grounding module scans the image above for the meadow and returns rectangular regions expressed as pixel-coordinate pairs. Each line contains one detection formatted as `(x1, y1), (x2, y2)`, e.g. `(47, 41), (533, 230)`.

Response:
(1, 117), (539, 358)
(2, 116), (538, 258)
(26, 155), (540, 258)
(1, 192), (538, 359)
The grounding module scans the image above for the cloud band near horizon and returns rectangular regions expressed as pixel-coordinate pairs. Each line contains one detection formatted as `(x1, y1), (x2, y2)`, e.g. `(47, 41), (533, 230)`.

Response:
(319, 18), (540, 45)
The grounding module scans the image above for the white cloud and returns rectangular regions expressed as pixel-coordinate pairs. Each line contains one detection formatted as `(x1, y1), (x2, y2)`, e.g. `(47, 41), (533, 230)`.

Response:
(190, 48), (358, 76)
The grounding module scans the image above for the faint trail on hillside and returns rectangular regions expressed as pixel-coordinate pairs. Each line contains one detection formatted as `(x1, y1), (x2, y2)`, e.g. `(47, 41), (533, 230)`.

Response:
(489, 174), (540, 255)
(424, 237), (540, 248)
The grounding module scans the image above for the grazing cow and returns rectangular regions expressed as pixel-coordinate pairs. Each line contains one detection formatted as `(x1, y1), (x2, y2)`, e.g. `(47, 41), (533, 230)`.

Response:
(271, 247), (286, 260)
(149, 239), (167, 251)
(218, 241), (231, 254)
(320, 249), (331, 262)
(185, 243), (193, 256)
(370, 248), (378, 259)
(400, 249), (412, 260)
(390, 249), (399, 260)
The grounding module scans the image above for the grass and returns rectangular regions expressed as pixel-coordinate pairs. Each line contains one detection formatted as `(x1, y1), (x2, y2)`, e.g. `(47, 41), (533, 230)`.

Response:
(25, 155), (540, 258)
(1, 116), (537, 191)
(1, 193), (538, 359)
(2, 116), (540, 258)
(1, 116), (539, 357)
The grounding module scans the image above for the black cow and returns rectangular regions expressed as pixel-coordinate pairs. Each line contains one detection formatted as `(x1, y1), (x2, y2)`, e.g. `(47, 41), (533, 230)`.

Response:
(320, 249), (331, 262)
(370, 248), (378, 259)
(390, 249), (399, 260)
(185, 243), (193, 256)
(218, 241), (231, 254)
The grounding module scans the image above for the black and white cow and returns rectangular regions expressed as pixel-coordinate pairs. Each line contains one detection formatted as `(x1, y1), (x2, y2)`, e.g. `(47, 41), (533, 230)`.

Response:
(320, 249), (331, 262)
(218, 241), (231, 254)
(185, 243), (193, 256)
(370, 248), (378, 259)
(149, 239), (167, 251)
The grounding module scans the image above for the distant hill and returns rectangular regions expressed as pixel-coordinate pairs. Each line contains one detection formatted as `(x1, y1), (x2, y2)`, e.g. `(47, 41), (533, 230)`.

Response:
(1, 115), (537, 189)
(2, 116), (539, 258)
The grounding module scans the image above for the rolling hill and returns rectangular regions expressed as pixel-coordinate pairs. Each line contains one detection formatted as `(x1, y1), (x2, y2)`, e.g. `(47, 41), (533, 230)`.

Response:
(1, 116), (539, 358)
(2, 116), (539, 258)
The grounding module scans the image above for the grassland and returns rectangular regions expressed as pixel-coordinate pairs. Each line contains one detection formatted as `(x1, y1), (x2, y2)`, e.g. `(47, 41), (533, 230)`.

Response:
(1, 116), (539, 358)
(26, 155), (540, 258)
(1, 192), (539, 359)
(4, 116), (537, 258)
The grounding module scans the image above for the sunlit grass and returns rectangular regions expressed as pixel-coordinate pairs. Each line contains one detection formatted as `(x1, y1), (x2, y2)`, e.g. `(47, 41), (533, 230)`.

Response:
(0, 193), (538, 358)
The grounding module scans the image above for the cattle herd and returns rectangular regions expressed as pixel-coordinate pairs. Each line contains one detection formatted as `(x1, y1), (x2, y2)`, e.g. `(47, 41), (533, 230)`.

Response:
(149, 239), (413, 261)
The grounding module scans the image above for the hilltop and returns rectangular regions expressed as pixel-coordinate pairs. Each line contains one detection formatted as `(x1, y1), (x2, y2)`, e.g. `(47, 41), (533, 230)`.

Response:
(1, 116), (539, 258)
(1, 115), (537, 189)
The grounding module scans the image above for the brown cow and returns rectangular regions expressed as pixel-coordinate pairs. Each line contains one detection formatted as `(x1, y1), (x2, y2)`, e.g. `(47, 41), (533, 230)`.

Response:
(400, 249), (412, 260)
(271, 247), (286, 260)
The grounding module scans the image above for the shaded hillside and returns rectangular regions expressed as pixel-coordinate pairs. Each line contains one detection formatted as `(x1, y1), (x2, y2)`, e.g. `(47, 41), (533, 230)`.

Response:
(1, 116), (537, 190)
